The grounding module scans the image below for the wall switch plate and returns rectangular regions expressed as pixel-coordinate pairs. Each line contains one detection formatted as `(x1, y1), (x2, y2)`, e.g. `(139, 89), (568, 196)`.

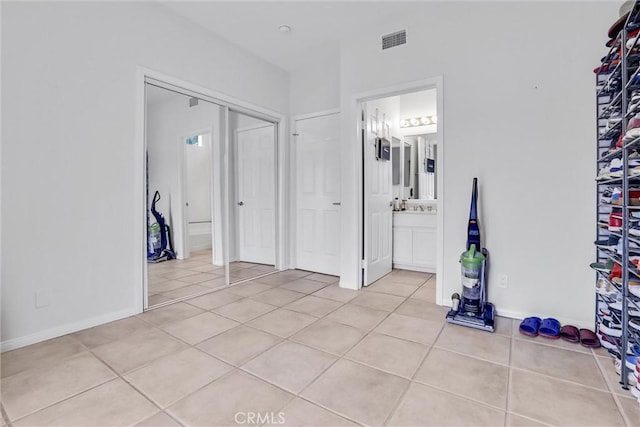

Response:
(35, 289), (51, 308)
(497, 274), (508, 289)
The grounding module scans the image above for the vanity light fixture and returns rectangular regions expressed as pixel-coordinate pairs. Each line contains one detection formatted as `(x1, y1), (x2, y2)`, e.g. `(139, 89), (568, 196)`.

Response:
(399, 115), (437, 128)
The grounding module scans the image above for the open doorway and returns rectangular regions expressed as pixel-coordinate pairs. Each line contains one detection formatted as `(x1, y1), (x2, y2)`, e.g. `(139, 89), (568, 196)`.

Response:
(359, 79), (443, 300)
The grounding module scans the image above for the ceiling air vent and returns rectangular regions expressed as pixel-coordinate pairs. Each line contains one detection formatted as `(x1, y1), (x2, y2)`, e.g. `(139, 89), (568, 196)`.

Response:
(382, 30), (407, 50)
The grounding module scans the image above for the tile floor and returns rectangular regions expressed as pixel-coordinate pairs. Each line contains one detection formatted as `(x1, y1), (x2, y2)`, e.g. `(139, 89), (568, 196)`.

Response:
(147, 250), (275, 307)
(2, 269), (639, 426)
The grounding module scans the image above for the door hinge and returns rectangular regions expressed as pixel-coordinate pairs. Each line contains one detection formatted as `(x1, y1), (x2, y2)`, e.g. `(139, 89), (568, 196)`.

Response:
(361, 259), (367, 269)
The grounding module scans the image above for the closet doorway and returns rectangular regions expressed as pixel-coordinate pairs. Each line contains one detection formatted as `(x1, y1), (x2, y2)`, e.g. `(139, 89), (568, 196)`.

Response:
(141, 74), (285, 310)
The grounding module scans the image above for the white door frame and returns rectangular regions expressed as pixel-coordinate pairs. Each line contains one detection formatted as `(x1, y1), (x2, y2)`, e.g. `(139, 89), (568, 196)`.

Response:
(177, 127), (214, 261)
(352, 77), (444, 304)
(290, 109), (340, 269)
(137, 66), (288, 311)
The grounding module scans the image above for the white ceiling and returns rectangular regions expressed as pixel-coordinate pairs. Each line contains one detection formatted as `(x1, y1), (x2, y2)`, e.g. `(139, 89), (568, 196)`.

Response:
(159, 1), (418, 72)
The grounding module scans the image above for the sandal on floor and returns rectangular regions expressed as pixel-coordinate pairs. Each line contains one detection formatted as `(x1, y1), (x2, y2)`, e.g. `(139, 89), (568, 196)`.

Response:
(580, 328), (601, 348)
(539, 318), (561, 339)
(519, 317), (541, 337)
(559, 325), (580, 343)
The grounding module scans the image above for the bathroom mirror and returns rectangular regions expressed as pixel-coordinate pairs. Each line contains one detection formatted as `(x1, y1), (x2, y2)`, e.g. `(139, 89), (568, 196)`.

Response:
(403, 133), (437, 200)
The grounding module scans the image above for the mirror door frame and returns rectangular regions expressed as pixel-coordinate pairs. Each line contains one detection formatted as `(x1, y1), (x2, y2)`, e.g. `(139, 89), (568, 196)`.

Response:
(137, 67), (287, 311)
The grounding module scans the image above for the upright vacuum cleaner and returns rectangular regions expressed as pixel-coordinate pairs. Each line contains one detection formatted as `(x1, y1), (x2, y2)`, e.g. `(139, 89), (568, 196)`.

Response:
(147, 191), (176, 263)
(446, 178), (496, 332)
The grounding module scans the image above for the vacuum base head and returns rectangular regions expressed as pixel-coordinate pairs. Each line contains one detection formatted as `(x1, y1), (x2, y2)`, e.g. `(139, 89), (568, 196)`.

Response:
(446, 303), (495, 333)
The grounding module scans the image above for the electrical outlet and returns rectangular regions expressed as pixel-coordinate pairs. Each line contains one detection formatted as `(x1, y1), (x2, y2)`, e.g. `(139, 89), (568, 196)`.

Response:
(498, 274), (508, 289)
(35, 289), (51, 308)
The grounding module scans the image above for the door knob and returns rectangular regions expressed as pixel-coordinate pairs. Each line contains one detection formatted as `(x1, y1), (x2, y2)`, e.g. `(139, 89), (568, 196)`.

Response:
(238, 201), (244, 206)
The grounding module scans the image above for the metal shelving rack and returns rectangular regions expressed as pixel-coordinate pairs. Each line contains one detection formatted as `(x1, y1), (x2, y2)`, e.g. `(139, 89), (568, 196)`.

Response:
(595, 0), (640, 393)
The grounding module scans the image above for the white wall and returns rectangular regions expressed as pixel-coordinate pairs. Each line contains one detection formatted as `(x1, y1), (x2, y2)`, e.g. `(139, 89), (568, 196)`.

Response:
(147, 88), (220, 260)
(290, 48), (340, 116)
(338, 1), (617, 327)
(1, 1), (289, 349)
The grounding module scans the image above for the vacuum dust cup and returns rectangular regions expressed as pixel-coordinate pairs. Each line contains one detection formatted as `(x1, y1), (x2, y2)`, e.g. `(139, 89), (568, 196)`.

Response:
(460, 244), (485, 314)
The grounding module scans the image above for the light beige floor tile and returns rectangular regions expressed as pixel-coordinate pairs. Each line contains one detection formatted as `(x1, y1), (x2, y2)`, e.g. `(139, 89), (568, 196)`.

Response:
(272, 398), (357, 426)
(197, 325), (281, 366)
(1, 352), (116, 421)
(374, 313), (443, 345)
(189, 263), (221, 273)
(423, 275), (436, 288)
(507, 413), (548, 426)
(72, 317), (154, 349)
(511, 339), (607, 390)
(301, 359), (408, 426)
(213, 298), (277, 322)
(138, 302), (204, 327)
(173, 261), (209, 270)
(149, 294), (174, 307)
(395, 298), (449, 321)
(248, 265), (277, 274)
(149, 279), (195, 295)
(230, 261), (258, 269)
(166, 370), (294, 427)
(290, 319), (366, 356)
(230, 268), (263, 280)
(345, 333), (427, 378)
(161, 312), (239, 345)
(252, 272), (296, 286)
(617, 395), (640, 427)
(350, 291), (405, 312)
(388, 382), (506, 426)
(388, 270), (431, 285)
(435, 323), (510, 365)
(160, 284), (210, 300)
(124, 348), (232, 408)
(248, 309), (317, 338)
(284, 295), (343, 318)
(92, 328), (188, 374)
(494, 315), (513, 337)
(510, 369), (624, 426)
(305, 273), (339, 284)
(415, 348), (508, 409)
(135, 411), (182, 427)
(280, 278), (331, 294)
(175, 272), (219, 285)
(243, 341), (337, 393)
(196, 276), (227, 288)
(250, 288), (306, 306)
(409, 285), (436, 302)
(158, 270), (199, 281)
(325, 303), (388, 330)
(184, 289), (242, 310)
(226, 281), (273, 297)
(312, 285), (359, 303)
(367, 280), (420, 297)
(1, 335), (85, 379)
(14, 378), (157, 426)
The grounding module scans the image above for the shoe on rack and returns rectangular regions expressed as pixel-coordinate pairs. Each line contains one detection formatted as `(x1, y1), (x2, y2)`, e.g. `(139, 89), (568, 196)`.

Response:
(614, 239), (640, 254)
(591, 257), (615, 272)
(599, 318), (623, 338)
(609, 262), (623, 281)
(594, 235), (620, 251)
(630, 223), (640, 237)
(630, 318), (640, 332)
(609, 211), (623, 232)
(596, 278), (620, 298)
(601, 186), (616, 203)
(599, 331), (621, 350)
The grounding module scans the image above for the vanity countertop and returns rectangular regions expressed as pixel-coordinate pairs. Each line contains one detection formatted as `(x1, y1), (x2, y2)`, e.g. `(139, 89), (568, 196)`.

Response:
(393, 209), (436, 215)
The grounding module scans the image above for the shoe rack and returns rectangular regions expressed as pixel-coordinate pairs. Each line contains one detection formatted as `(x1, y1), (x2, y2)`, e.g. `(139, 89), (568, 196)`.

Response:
(595, 0), (640, 394)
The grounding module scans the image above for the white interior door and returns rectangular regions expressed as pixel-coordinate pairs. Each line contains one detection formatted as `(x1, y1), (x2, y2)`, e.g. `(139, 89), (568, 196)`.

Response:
(295, 113), (341, 276)
(363, 105), (393, 285)
(236, 125), (275, 265)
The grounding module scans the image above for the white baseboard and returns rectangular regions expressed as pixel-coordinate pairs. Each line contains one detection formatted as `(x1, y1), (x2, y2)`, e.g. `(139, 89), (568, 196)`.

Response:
(438, 298), (593, 330)
(0, 307), (140, 353)
(393, 263), (436, 273)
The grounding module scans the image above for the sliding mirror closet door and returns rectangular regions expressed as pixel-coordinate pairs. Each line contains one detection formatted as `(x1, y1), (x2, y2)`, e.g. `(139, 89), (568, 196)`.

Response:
(145, 84), (226, 308)
(227, 111), (277, 283)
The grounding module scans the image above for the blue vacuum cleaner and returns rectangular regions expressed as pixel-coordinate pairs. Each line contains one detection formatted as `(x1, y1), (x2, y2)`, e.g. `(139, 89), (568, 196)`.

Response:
(446, 178), (496, 332)
(147, 191), (176, 263)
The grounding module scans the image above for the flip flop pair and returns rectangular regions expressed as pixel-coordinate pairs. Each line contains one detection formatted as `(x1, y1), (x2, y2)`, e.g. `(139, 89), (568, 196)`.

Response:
(519, 317), (561, 339)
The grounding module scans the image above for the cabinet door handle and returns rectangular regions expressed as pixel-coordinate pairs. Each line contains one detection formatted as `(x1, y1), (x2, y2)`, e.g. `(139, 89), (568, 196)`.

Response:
(332, 202), (341, 206)
(238, 201), (244, 206)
